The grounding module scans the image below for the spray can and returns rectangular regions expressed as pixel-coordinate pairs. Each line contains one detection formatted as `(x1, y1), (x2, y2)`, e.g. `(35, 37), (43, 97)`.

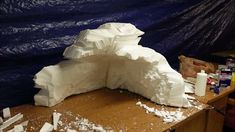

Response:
(219, 68), (232, 87)
(230, 68), (235, 88)
(195, 70), (208, 96)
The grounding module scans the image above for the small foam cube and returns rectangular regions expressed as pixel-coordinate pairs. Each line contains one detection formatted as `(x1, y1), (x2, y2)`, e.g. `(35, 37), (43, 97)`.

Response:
(3, 107), (11, 118)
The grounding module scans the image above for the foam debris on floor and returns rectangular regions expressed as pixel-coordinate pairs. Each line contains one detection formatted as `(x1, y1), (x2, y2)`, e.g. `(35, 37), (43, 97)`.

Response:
(188, 100), (204, 110)
(136, 101), (186, 123)
(20, 110), (113, 131)
(0, 113), (23, 131)
(52, 111), (113, 132)
(0, 107), (30, 132)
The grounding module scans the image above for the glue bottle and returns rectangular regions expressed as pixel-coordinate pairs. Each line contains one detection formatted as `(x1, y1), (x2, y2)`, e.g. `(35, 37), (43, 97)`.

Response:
(195, 70), (208, 96)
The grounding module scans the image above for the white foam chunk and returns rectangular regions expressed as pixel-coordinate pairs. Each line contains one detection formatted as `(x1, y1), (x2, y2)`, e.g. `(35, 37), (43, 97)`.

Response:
(0, 113), (23, 131)
(53, 112), (61, 130)
(20, 120), (29, 127)
(40, 122), (53, 132)
(13, 124), (24, 132)
(184, 82), (194, 94)
(92, 125), (105, 132)
(0, 117), (3, 124)
(3, 107), (11, 119)
(163, 118), (174, 123)
(185, 94), (196, 100)
(67, 129), (77, 132)
(34, 22), (189, 108)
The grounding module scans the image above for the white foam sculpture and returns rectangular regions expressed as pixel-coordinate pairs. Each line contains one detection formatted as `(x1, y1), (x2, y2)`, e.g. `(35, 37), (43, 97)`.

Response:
(34, 23), (190, 107)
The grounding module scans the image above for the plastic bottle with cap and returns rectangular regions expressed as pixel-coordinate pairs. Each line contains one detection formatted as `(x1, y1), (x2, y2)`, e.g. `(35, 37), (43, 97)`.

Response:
(195, 70), (208, 96)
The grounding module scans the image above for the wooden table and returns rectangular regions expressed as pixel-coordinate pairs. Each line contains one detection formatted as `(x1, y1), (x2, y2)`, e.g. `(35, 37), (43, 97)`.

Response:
(194, 86), (235, 132)
(195, 86), (235, 105)
(6, 88), (209, 132)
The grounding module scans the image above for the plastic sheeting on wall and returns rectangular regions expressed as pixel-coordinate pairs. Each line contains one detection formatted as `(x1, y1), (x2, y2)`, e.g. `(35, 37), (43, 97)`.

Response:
(0, 0), (235, 108)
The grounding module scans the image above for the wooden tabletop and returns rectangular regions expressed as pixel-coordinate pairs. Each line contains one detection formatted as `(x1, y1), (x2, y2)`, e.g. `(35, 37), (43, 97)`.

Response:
(6, 88), (208, 132)
(194, 86), (235, 104)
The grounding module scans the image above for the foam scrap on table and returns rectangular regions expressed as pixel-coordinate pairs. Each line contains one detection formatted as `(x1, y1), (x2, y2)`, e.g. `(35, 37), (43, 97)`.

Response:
(56, 111), (112, 132)
(136, 99), (206, 124)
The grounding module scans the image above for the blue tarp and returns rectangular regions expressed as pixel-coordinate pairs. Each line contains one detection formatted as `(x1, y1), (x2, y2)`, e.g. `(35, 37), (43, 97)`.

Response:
(1, 0), (235, 108)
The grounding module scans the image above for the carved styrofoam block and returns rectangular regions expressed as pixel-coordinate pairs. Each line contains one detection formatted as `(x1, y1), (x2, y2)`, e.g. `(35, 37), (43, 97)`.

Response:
(34, 23), (190, 107)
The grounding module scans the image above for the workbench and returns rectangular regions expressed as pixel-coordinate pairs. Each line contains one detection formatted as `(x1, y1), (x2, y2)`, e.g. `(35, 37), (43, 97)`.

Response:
(3, 85), (234, 132)
(6, 88), (209, 132)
